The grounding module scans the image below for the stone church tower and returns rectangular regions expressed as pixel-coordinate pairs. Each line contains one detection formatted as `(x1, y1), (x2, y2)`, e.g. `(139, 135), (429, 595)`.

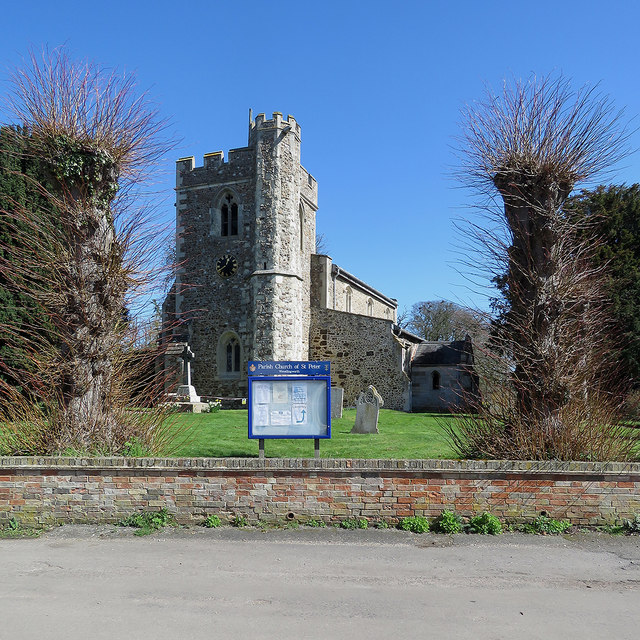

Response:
(168, 113), (318, 398)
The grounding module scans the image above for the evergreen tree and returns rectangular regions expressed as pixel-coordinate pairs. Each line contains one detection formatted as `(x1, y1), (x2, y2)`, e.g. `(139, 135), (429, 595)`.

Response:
(0, 125), (50, 387)
(567, 185), (640, 385)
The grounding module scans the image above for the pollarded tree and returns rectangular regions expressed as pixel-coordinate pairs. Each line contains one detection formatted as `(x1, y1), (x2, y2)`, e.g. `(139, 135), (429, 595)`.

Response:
(0, 50), (170, 452)
(457, 75), (634, 460)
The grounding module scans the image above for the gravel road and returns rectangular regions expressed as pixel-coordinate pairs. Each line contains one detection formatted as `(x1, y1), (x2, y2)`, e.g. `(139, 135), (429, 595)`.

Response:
(1, 525), (639, 639)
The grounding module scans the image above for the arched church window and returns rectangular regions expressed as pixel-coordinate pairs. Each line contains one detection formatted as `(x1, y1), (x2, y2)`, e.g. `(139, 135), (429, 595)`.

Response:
(220, 193), (239, 237)
(217, 331), (242, 378)
(226, 339), (240, 373)
(432, 370), (441, 390)
(367, 298), (373, 316)
(345, 287), (352, 313)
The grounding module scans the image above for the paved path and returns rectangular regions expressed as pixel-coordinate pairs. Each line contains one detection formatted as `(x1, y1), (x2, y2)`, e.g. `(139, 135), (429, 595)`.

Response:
(1, 526), (639, 639)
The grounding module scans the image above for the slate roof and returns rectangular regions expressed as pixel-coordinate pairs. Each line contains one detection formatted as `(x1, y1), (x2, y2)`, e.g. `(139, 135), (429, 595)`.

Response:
(412, 338), (473, 367)
(392, 325), (424, 344)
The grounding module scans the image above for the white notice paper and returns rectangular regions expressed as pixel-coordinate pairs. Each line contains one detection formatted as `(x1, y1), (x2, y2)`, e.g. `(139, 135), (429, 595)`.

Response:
(272, 382), (289, 404)
(292, 404), (308, 425)
(292, 383), (308, 404)
(270, 410), (292, 426)
(255, 404), (269, 426)
(253, 382), (271, 404)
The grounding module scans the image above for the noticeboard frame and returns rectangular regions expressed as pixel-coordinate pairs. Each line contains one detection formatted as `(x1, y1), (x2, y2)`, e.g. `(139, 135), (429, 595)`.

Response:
(247, 373), (332, 440)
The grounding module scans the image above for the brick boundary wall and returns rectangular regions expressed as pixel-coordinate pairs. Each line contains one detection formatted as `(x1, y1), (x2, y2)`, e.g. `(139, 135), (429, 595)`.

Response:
(1, 457), (639, 527)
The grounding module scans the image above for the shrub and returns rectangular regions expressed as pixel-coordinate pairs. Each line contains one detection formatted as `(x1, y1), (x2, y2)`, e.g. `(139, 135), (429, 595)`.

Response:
(624, 514), (640, 534)
(467, 512), (502, 535)
(339, 518), (368, 530)
(202, 514), (221, 528)
(231, 515), (248, 528)
(117, 508), (175, 536)
(121, 438), (152, 457)
(0, 516), (40, 539)
(521, 515), (571, 535)
(399, 516), (430, 534)
(375, 520), (389, 529)
(432, 510), (463, 534)
(305, 518), (326, 528)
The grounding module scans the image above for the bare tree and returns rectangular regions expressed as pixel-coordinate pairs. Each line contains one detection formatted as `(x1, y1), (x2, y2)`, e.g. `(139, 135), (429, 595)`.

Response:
(454, 75), (637, 460)
(314, 232), (329, 255)
(406, 300), (487, 342)
(395, 306), (410, 329)
(0, 50), (179, 453)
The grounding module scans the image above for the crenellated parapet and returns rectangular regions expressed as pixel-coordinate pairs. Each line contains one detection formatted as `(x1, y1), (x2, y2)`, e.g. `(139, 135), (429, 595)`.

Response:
(176, 112), (306, 187)
(249, 111), (302, 142)
(176, 147), (255, 187)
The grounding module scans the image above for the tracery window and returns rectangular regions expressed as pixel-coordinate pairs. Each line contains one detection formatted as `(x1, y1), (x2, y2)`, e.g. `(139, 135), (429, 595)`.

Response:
(221, 193), (238, 237)
(217, 331), (242, 377)
(226, 338), (241, 373)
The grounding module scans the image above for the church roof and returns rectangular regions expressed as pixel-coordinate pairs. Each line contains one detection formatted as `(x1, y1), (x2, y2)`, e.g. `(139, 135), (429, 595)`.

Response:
(412, 338), (473, 366)
(392, 325), (424, 344)
(331, 264), (397, 308)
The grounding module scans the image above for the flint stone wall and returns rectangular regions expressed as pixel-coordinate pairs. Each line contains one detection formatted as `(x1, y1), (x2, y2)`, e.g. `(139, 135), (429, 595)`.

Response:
(1, 457), (639, 527)
(309, 307), (411, 410)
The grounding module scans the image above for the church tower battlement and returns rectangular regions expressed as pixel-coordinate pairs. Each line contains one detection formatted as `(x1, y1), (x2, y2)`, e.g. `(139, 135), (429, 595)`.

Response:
(170, 112), (318, 397)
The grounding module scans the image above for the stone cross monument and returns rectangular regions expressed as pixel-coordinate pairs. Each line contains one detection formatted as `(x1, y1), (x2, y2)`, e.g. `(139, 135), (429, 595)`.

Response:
(175, 344), (201, 403)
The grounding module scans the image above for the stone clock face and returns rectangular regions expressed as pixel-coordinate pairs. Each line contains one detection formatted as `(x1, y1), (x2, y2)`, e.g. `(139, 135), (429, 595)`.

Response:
(216, 253), (239, 278)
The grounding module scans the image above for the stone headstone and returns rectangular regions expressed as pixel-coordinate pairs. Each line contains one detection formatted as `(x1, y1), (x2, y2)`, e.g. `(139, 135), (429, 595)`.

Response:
(331, 387), (344, 419)
(351, 385), (383, 434)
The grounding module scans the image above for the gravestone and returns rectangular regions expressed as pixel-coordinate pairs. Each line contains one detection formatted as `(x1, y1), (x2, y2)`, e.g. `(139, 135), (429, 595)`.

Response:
(351, 385), (383, 434)
(331, 387), (344, 419)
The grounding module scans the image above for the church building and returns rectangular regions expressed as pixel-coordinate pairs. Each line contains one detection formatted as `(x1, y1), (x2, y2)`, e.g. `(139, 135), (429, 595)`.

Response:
(162, 112), (475, 411)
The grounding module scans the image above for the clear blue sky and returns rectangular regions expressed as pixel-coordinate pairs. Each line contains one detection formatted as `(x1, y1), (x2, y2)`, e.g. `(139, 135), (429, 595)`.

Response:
(2, 0), (640, 314)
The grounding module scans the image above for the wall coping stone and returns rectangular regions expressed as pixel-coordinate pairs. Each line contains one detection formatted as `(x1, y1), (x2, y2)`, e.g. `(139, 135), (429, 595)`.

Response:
(1, 456), (639, 479)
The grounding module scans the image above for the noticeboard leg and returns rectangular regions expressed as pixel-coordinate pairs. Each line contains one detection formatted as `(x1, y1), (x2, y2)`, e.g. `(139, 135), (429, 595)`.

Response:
(314, 438), (320, 459)
(259, 439), (265, 460)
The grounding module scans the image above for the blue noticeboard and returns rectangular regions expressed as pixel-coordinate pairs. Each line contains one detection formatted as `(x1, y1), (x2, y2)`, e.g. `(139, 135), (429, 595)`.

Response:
(248, 362), (331, 440)
(248, 361), (330, 376)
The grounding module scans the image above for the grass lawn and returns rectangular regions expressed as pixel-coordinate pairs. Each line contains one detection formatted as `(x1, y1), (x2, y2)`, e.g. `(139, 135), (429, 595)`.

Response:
(170, 409), (458, 459)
